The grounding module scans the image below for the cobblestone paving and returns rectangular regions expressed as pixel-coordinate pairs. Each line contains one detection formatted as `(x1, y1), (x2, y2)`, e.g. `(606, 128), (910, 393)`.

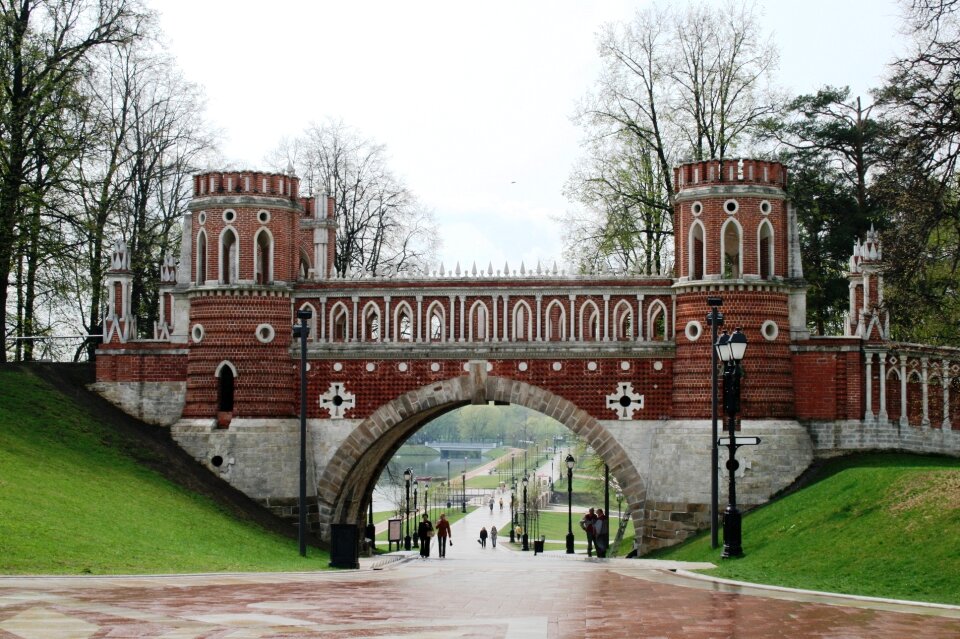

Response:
(1, 553), (959, 638)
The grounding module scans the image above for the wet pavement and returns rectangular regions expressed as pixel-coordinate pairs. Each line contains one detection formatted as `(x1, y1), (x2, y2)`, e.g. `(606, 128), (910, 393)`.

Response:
(4, 476), (960, 637)
(2, 547), (959, 638)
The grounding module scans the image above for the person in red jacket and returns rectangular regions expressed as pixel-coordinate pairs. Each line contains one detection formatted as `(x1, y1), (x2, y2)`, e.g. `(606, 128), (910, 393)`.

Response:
(436, 513), (452, 558)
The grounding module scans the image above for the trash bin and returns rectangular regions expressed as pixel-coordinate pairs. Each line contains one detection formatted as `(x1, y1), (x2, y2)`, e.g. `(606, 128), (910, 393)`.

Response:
(329, 524), (359, 569)
(533, 535), (545, 554)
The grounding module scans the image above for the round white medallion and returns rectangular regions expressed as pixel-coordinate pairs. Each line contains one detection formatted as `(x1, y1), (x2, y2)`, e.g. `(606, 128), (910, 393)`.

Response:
(761, 320), (779, 341)
(430, 362), (440, 372)
(333, 362), (343, 372)
(653, 360), (664, 371)
(254, 323), (275, 344)
(587, 361), (598, 371)
(620, 361), (631, 371)
(398, 362), (408, 372)
(518, 362), (528, 372)
(685, 320), (703, 342)
(552, 362), (562, 371)
(365, 362), (376, 372)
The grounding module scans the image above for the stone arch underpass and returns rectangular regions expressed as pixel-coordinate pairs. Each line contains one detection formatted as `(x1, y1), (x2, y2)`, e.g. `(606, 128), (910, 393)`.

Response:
(316, 364), (647, 561)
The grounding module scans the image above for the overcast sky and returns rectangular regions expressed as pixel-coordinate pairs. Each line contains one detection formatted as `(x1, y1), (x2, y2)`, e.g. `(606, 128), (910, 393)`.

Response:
(154, 0), (905, 271)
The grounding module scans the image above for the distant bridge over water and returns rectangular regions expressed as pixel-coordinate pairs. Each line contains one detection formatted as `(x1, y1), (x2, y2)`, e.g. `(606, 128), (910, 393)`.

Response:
(423, 441), (501, 458)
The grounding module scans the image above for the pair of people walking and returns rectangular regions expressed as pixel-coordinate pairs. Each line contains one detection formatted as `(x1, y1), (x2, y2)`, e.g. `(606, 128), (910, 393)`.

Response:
(478, 525), (498, 548)
(579, 507), (609, 557)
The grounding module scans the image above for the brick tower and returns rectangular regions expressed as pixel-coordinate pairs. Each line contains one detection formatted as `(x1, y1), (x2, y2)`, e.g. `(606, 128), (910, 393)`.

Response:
(671, 159), (807, 418)
(179, 170), (309, 425)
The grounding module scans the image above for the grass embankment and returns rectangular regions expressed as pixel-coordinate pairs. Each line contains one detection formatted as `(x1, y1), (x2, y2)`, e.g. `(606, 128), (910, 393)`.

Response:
(652, 453), (960, 605)
(0, 368), (330, 574)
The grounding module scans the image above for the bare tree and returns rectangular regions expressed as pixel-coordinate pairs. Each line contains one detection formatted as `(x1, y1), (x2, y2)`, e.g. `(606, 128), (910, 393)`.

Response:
(567, 1), (778, 273)
(0, 0), (144, 361)
(270, 119), (438, 277)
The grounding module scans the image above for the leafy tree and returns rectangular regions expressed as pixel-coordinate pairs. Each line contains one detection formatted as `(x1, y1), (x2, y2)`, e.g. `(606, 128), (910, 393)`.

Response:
(762, 86), (888, 333)
(870, 0), (960, 344)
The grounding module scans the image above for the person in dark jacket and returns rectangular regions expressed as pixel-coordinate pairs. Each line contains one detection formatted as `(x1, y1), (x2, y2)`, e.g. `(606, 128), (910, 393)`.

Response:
(479, 526), (488, 548)
(417, 514), (434, 558)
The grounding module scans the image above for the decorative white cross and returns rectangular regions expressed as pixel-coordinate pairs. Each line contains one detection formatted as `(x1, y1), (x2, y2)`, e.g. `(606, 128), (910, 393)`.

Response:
(319, 382), (356, 419)
(606, 382), (644, 420)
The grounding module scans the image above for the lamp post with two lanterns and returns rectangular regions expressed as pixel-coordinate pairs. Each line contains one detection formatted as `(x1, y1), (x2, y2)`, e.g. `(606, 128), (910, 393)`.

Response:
(715, 326), (758, 559)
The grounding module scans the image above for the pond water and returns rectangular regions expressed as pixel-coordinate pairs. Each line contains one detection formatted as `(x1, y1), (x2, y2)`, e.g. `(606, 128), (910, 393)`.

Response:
(371, 452), (492, 513)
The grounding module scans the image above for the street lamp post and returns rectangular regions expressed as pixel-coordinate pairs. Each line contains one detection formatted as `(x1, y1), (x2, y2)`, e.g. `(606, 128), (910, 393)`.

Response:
(424, 481), (430, 522)
(565, 454), (575, 554)
(706, 297), (724, 549)
(509, 481), (517, 543)
(446, 459), (451, 508)
(403, 468), (412, 551)
(521, 475), (530, 551)
(717, 327), (748, 559)
(412, 479), (419, 548)
(461, 469), (466, 513)
(292, 308), (311, 557)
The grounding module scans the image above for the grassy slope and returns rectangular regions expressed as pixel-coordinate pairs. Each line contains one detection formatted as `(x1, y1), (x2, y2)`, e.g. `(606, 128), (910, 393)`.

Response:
(651, 453), (960, 605)
(0, 368), (330, 574)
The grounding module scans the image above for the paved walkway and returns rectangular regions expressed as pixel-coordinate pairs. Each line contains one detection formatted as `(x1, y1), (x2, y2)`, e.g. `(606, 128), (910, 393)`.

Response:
(1, 553), (958, 638)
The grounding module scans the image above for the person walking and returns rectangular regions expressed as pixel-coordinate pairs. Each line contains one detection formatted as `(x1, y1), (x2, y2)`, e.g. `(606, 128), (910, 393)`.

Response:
(436, 513), (452, 558)
(489, 497), (494, 514)
(479, 526), (488, 548)
(417, 513), (434, 558)
(490, 525), (498, 548)
(593, 508), (609, 558)
(499, 497), (504, 511)
(579, 508), (598, 557)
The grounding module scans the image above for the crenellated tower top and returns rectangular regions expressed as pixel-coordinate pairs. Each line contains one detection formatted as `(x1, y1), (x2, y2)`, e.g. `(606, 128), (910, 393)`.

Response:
(674, 158), (787, 192)
(846, 225), (888, 341)
(193, 171), (300, 201)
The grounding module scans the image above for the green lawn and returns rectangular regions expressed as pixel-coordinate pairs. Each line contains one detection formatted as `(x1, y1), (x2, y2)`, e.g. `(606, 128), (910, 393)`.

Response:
(651, 453), (960, 605)
(0, 368), (330, 574)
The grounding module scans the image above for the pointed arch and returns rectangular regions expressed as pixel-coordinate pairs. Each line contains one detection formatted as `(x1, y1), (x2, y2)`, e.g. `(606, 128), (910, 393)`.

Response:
(219, 226), (240, 284)
(512, 300), (533, 342)
(613, 300), (633, 341)
(330, 301), (350, 343)
(544, 300), (566, 341)
(196, 229), (208, 285)
(298, 303), (317, 342)
(758, 219), (775, 280)
(393, 301), (414, 342)
(688, 220), (706, 280)
(647, 300), (668, 341)
(362, 301), (381, 342)
(579, 300), (601, 341)
(468, 300), (490, 341)
(426, 301), (446, 343)
(720, 218), (743, 279)
(298, 248), (311, 281)
(254, 227), (274, 284)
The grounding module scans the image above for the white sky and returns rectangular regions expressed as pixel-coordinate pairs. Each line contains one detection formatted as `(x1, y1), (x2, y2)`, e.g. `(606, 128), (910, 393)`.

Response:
(154, 0), (905, 271)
